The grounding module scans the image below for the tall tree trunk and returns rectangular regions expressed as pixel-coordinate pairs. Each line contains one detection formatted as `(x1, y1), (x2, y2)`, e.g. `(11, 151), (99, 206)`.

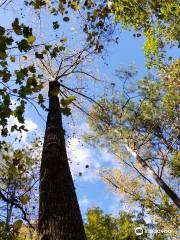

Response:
(137, 155), (180, 209)
(38, 81), (87, 240)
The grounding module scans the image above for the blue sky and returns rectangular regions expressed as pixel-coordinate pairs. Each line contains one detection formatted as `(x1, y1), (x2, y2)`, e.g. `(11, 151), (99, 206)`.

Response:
(0, 1), (154, 218)
(1, 1), (179, 221)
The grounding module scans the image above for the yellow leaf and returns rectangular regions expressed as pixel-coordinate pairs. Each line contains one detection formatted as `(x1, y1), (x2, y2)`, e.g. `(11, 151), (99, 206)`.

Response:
(27, 35), (36, 45)
(10, 56), (16, 62)
(21, 55), (27, 61)
(20, 194), (30, 205)
(71, 1), (80, 11)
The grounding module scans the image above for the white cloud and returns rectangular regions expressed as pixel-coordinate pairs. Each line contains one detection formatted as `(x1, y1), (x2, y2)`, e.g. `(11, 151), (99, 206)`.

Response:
(67, 121), (121, 183)
(5, 116), (37, 143)
(22, 118), (37, 140)
(25, 118), (37, 132)
(67, 137), (100, 182)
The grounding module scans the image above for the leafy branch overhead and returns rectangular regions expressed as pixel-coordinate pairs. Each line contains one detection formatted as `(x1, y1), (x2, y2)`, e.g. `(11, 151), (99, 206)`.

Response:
(82, 0), (180, 67)
(0, 0), (97, 142)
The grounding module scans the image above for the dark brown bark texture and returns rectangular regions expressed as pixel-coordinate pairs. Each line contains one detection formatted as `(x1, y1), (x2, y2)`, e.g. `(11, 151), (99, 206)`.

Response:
(38, 81), (87, 240)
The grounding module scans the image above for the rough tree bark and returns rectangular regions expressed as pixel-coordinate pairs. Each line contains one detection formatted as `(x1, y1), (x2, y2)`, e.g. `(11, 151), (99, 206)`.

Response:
(38, 81), (87, 240)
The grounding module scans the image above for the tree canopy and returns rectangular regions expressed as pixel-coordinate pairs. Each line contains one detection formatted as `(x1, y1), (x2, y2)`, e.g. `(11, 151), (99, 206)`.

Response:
(84, 0), (180, 67)
(0, 1), (179, 239)
(84, 60), (180, 238)
(85, 207), (148, 240)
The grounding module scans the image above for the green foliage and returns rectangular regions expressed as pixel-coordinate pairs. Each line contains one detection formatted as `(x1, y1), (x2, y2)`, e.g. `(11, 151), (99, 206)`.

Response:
(170, 152), (180, 178)
(0, 221), (14, 240)
(27, 35), (36, 45)
(85, 207), (148, 240)
(61, 107), (71, 116)
(0, 221), (37, 240)
(86, 61), (179, 176)
(84, 62), (179, 239)
(61, 96), (76, 116)
(61, 96), (76, 106)
(0, 16), (45, 140)
(0, 141), (41, 239)
(18, 39), (31, 52)
(84, 0), (180, 67)
(12, 18), (23, 35)
(100, 168), (179, 239)
(0, 0), (80, 141)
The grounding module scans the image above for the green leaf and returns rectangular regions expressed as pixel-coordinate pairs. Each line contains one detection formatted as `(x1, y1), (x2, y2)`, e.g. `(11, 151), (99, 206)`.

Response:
(11, 124), (18, 132)
(18, 39), (31, 52)
(29, 65), (36, 73)
(22, 26), (32, 38)
(12, 18), (22, 35)
(3, 154), (9, 161)
(0, 51), (7, 59)
(0, 61), (7, 67)
(0, 26), (5, 35)
(0, 70), (11, 83)
(35, 52), (44, 59)
(61, 96), (76, 106)
(33, 0), (46, 9)
(38, 94), (44, 104)
(62, 107), (71, 116)
(1, 128), (8, 136)
(63, 37), (68, 42)
(27, 35), (36, 45)
(59, 45), (65, 51)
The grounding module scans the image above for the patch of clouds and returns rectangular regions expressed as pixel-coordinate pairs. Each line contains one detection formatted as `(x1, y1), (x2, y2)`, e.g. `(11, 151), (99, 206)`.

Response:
(67, 121), (121, 183)
(67, 137), (101, 182)
(10, 117), (37, 141)
(0, 116), (38, 146)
